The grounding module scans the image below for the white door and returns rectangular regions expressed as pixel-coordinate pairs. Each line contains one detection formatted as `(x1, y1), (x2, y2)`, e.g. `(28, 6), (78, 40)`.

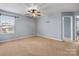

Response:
(62, 16), (73, 42)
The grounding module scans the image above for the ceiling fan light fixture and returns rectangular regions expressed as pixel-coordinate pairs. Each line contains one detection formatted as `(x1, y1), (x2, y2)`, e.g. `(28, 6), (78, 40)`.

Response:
(25, 6), (42, 17)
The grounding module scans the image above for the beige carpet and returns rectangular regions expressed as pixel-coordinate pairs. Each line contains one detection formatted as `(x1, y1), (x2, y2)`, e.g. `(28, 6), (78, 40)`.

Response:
(0, 36), (77, 56)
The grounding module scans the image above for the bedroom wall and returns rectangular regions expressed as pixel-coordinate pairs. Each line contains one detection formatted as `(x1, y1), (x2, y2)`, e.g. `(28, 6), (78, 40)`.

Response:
(0, 10), (36, 41)
(36, 12), (75, 41)
(36, 12), (62, 40)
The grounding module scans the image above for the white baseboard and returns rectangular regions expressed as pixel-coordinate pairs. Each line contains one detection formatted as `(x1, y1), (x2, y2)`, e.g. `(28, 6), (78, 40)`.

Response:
(0, 35), (35, 42)
(37, 35), (62, 41)
(0, 35), (62, 42)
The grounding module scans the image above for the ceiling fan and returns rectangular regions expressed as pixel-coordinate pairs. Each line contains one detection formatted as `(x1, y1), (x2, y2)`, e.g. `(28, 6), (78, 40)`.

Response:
(25, 4), (42, 17)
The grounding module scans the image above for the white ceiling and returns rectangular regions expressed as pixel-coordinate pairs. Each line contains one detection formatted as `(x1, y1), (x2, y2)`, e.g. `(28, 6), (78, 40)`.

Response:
(0, 3), (79, 15)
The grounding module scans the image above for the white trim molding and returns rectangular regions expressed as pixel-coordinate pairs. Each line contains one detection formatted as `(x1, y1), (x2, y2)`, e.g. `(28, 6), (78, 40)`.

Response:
(0, 35), (35, 42)
(37, 35), (62, 41)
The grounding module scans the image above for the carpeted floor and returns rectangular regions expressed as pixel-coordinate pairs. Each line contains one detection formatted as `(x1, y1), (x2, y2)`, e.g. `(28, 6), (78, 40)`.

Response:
(0, 36), (77, 56)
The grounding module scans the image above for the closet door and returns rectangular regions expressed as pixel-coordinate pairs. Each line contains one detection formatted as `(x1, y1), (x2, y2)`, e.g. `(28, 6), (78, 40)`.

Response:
(62, 16), (73, 42)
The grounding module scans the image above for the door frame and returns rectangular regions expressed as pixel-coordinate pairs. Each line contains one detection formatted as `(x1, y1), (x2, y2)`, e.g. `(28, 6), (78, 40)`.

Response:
(75, 15), (79, 42)
(74, 16), (77, 41)
(62, 16), (73, 41)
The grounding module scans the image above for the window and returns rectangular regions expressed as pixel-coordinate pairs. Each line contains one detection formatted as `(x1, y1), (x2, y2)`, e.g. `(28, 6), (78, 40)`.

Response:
(0, 15), (15, 34)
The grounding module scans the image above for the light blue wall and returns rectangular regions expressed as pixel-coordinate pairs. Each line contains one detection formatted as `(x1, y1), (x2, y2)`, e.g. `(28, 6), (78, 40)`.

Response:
(0, 10), (35, 41)
(37, 12), (74, 40)
(62, 12), (74, 16)
(37, 12), (62, 40)
(0, 10), (76, 41)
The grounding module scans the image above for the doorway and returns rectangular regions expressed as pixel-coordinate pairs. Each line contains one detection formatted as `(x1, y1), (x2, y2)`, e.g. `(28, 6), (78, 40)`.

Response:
(62, 16), (73, 42)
